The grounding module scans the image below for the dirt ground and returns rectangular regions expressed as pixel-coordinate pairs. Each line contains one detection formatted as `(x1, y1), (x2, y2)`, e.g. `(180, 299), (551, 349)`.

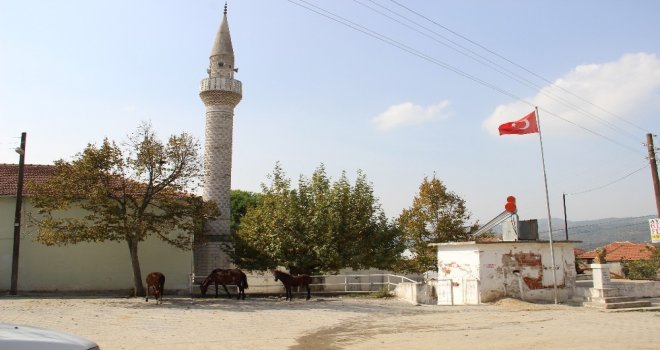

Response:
(1, 295), (659, 350)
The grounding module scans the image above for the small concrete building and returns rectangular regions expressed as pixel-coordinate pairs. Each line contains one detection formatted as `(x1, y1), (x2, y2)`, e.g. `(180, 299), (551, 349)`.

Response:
(430, 240), (579, 304)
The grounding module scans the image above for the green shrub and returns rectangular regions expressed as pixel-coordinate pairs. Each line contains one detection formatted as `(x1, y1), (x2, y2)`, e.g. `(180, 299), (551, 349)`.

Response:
(371, 287), (394, 298)
(624, 245), (660, 280)
(625, 260), (659, 280)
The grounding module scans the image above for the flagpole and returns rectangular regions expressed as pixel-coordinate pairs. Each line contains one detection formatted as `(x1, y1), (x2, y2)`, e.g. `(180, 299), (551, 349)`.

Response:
(535, 106), (558, 305)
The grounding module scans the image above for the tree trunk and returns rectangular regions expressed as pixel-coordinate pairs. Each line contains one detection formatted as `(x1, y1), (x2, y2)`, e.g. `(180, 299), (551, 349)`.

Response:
(127, 238), (145, 297)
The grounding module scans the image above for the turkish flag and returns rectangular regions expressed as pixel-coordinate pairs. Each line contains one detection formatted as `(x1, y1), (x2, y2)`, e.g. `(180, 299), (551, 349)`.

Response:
(498, 111), (539, 135)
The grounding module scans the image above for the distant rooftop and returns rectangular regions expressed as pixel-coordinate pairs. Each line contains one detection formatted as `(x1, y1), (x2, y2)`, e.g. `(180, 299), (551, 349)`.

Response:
(578, 241), (655, 261)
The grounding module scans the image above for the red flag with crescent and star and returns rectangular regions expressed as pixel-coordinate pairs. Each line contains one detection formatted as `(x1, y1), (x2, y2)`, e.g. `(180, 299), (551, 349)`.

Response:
(498, 111), (539, 135)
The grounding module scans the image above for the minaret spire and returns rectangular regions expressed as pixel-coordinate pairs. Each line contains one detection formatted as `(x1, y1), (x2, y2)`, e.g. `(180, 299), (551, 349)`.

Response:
(208, 3), (235, 79)
(196, 4), (243, 276)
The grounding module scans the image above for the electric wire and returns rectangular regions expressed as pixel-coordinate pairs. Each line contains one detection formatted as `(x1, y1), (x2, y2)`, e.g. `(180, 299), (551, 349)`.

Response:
(357, 0), (654, 193)
(537, 107), (643, 154)
(288, 0), (645, 156)
(287, 0), (531, 104)
(537, 215), (653, 235)
(289, 0), (654, 211)
(387, 0), (649, 135)
(566, 164), (649, 196)
(567, 216), (653, 231)
(358, 0), (643, 144)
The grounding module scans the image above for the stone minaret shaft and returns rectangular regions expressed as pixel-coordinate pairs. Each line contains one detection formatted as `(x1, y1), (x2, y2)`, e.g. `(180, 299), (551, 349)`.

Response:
(197, 4), (242, 276)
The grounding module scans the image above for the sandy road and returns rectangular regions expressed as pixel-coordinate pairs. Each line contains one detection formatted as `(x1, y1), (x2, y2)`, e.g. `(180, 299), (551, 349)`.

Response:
(1, 295), (659, 349)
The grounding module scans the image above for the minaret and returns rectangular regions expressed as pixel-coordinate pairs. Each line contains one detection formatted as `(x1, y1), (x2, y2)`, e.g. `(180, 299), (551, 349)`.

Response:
(197, 3), (242, 276)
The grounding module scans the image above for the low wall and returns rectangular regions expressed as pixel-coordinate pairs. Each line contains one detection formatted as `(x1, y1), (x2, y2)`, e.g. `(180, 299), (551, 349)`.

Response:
(575, 279), (660, 299)
(395, 282), (436, 305)
(610, 280), (660, 298)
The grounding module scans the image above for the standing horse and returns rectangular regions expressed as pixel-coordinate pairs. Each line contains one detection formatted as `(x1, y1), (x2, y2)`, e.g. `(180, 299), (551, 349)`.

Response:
(145, 272), (165, 304)
(200, 268), (248, 300)
(273, 270), (312, 301)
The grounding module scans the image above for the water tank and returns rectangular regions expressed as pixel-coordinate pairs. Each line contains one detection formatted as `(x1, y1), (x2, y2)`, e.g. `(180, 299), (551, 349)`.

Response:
(518, 219), (538, 240)
(501, 219), (539, 241)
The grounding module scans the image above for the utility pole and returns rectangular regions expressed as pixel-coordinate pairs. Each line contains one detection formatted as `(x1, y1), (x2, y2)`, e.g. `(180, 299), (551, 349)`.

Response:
(647, 133), (660, 218)
(563, 193), (568, 240)
(10, 132), (27, 295)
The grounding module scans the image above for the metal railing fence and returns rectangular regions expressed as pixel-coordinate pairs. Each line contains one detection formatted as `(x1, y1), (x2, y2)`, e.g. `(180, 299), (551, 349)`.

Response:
(190, 273), (421, 296)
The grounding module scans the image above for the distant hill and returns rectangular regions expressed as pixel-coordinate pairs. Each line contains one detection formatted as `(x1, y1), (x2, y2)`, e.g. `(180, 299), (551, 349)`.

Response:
(490, 215), (656, 250)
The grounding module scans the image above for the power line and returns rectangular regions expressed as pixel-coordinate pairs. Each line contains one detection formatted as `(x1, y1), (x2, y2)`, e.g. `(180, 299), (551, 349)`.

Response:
(358, 0), (644, 144)
(287, 0), (531, 104)
(537, 215), (653, 235)
(537, 107), (643, 155)
(288, 0), (645, 155)
(386, 0), (650, 136)
(566, 164), (649, 196)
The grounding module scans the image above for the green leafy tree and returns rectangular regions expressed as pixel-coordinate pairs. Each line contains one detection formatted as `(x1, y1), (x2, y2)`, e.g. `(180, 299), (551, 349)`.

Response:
(224, 190), (266, 269)
(231, 163), (404, 274)
(328, 170), (403, 271)
(625, 245), (660, 280)
(229, 189), (261, 233)
(28, 123), (219, 296)
(397, 175), (476, 273)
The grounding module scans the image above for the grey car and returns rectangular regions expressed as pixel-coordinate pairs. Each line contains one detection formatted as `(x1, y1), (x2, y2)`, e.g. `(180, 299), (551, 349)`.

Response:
(0, 323), (100, 350)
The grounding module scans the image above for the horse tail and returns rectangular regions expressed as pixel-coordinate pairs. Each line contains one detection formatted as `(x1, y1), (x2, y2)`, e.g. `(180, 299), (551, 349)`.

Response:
(241, 271), (249, 289)
(159, 274), (165, 293)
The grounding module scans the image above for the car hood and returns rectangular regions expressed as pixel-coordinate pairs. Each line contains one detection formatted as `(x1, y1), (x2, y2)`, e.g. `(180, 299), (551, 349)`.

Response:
(0, 323), (98, 350)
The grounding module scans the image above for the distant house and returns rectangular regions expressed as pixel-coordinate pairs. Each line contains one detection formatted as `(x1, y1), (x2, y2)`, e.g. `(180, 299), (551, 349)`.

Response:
(574, 247), (587, 257)
(577, 241), (656, 278)
(0, 163), (192, 293)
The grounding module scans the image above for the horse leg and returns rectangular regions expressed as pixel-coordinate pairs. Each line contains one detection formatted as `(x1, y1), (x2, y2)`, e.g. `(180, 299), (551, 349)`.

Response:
(222, 284), (232, 299)
(214, 283), (219, 298)
(145, 286), (150, 302)
(305, 284), (311, 300)
(287, 286), (292, 301)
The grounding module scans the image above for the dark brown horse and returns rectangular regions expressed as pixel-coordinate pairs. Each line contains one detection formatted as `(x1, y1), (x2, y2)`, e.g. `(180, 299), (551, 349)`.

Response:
(272, 270), (312, 301)
(145, 272), (165, 304)
(200, 268), (248, 300)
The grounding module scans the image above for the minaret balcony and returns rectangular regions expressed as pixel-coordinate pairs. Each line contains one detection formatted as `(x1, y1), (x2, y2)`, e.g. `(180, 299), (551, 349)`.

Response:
(200, 77), (242, 95)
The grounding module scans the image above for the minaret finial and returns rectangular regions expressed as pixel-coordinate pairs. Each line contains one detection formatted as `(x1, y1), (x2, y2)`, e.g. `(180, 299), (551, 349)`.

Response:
(224, 2), (227, 15)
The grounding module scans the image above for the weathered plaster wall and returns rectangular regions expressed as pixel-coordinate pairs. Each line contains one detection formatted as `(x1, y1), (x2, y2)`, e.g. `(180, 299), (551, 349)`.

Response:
(435, 241), (577, 304)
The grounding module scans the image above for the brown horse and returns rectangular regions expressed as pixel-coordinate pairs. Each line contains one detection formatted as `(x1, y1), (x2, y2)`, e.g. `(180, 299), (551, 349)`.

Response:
(145, 272), (165, 304)
(272, 270), (312, 301)
(200, 268), (248, 300)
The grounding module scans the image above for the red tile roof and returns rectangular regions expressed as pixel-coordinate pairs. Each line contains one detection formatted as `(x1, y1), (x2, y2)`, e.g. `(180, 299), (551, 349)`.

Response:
(0, 164), (57, 196)
(1, 163), (193, 199)
(578, 241), (655, 262)
(574, 248), (587, 257)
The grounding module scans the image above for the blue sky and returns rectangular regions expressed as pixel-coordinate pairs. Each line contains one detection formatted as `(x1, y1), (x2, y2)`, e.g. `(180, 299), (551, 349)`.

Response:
(1, 0), (659, 226)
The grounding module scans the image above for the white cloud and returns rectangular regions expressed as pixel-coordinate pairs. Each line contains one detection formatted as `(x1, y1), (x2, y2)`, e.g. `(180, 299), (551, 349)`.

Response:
(483, 53), (660, 136)
(373, 100), (451, 130)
